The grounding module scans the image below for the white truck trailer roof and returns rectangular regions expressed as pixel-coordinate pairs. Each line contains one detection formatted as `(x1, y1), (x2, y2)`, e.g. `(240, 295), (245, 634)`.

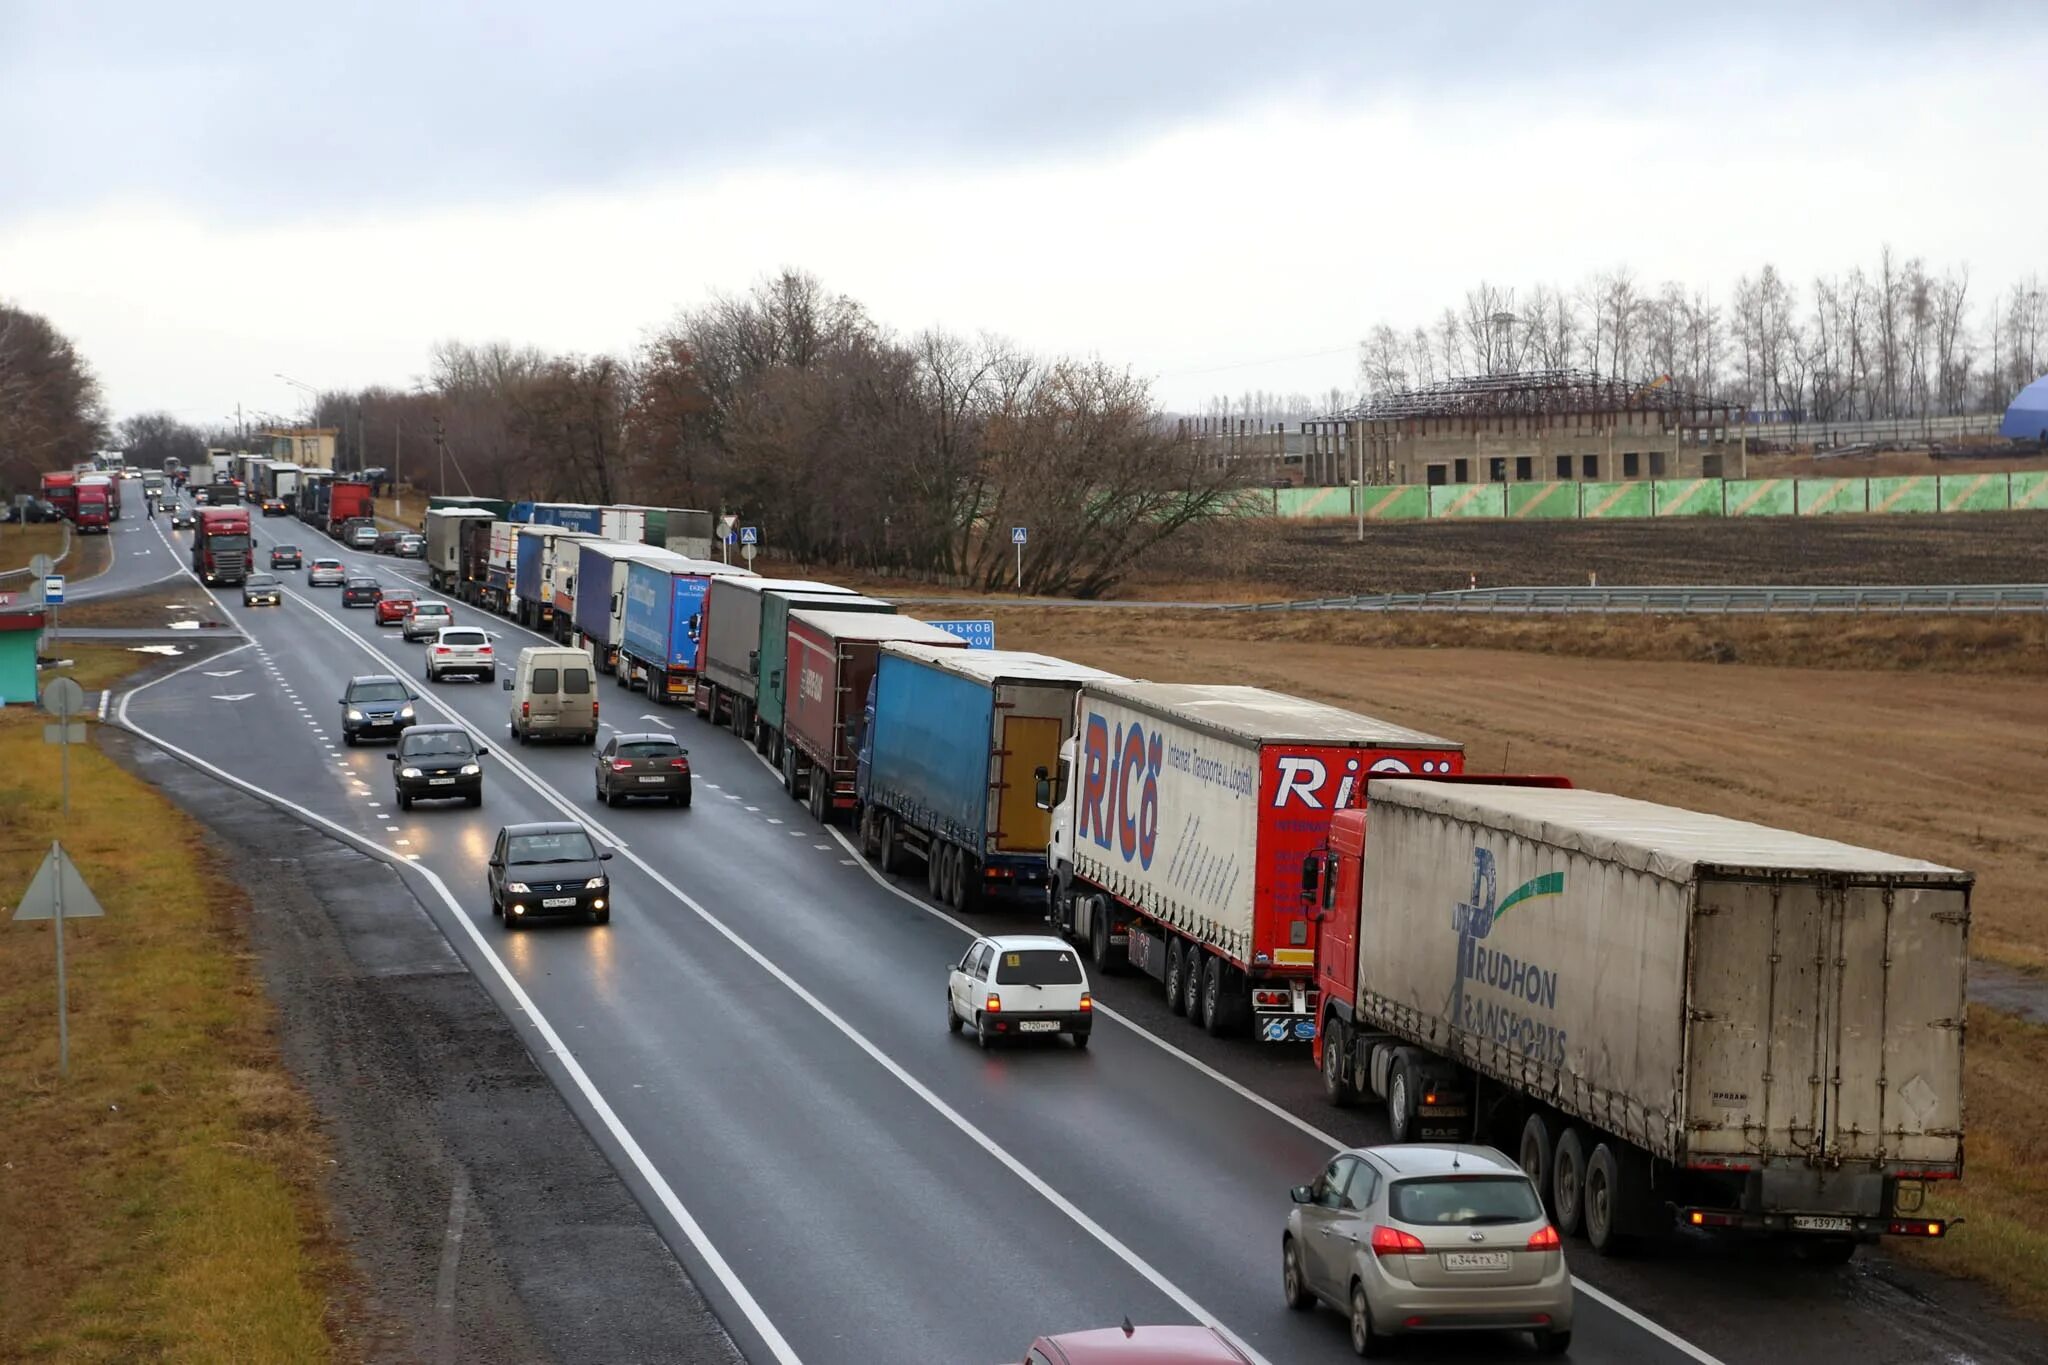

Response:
(883, 642), (1125, 686)
(1086, 681), (1459, 750)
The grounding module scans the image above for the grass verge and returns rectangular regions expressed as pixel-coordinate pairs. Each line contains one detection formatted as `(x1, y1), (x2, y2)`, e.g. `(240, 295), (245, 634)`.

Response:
(0, 523), (110, 584)
(43, 643), (191, 693)
(0, 655), (344, 1361)
(58, 583), (223, 631)
(1895, 1006), (2048, 1316)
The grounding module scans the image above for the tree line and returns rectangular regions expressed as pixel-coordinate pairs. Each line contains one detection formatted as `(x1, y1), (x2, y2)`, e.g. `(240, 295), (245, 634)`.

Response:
(1354, 249), (2045, 422)
(0, 301), (104, 492)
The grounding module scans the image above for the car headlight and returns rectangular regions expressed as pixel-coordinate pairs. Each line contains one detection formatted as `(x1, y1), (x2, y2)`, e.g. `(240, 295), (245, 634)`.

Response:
(399, 767), (423, 778)
(503, 882), (531, 894)
(583, 877), (606, 890)
(346, 708), (365, 721)
(459, 763), (480, 776)
(398, 704), (415, 719)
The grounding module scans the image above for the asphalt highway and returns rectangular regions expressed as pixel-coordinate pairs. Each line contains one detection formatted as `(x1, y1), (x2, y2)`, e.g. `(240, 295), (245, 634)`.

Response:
(114, 497), (1997, 1365)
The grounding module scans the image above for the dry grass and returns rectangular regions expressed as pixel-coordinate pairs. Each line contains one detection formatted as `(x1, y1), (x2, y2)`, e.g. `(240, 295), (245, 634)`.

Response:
(59, 584), (223, 631)
(0, 659), (345, 1361)
(0, 523), (110, 585)
(1751, 448), (2048, 479)
(44, 643), (187, 693)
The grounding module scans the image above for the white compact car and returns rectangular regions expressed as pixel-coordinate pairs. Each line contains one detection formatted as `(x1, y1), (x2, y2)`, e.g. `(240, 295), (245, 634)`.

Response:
(947, 934), (1092, 1049)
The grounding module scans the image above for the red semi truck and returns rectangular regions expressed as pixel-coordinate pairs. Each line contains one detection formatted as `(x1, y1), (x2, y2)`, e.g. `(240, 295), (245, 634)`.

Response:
(40, 471), (78, 520)
(74, 481), (112, 531)
(326, 481), (374, 535)
(1041, 682), (1463, 1041)
(193, 506), (254, 584)
(78, 473), (120, 521)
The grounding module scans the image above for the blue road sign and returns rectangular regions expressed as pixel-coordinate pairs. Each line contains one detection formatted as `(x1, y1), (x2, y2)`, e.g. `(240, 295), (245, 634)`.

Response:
(44, 575), (64, 605)
(1010, 526), (1028, 545)
(724, 531), (737, 545)
(740, 526), (759, 545)
(927, 619), (995, 650)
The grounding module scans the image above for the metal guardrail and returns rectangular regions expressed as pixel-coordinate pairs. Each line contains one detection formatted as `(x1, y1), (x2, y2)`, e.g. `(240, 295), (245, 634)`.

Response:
(1234, 583), (2048, 615)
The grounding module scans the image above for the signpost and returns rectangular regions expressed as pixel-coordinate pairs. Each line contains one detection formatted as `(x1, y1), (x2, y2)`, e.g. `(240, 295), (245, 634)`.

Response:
(927, 619), (996, 650)
(30, 552), (57, 655)
(740, 525), (758, 568)
(16, 676), (102, 1078)
(719, 513), (739, 565)
(1011, 526), (1027, 590)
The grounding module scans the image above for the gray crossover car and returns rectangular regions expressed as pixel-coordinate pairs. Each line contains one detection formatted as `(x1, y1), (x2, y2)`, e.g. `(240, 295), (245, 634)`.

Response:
(1283, 1144), (1572, 1356)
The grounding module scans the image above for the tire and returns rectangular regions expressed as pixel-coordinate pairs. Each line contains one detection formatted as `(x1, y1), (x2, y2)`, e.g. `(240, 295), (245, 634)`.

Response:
(484, 669), (495, 684)
(490, 892), (501, 918)
(343, 732), (356, 747)
(588, 906), (610, 925)
(975, 1012), (993, 1050)
(1537, 1330), (1573, 1356)
(679, 786), (692, 809)
(1386, 1052), (1418, 1143)
(604, 787), (619, 808)
(466, 791), (481, 808)
(1553, 1127), (1589, 1238)
(1583, 1141), (1632, 1256)
(926, 841), (944, 897)
(396, 790), (411, 810)
(879, 816), (902, 873)
(1164, 937), (1189, 1016)
(946, 995), (963, 1034)
(1088, 907), (1121, 974)
(809, 773), (828, 824)
(1282, 1236), (1314, 1311)
(1202, 955), (1233, 1038)
(1070, 1031), (1089, 1050)
(1322, 1018), (1357, 1107)
(1348, 1281), (1389, 1357)
(949, 853), (974, 913)
(1520, 1112), (1556, 1214)
(1185, 949), (1210, 1029)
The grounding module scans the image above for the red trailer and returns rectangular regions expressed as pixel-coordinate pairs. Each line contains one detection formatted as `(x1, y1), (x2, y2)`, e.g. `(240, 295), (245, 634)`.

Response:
(40, 471), (77, 521)
(193, 506), (253, 584)
(782, 611), (966, 823)
(326, 481), (374, 535)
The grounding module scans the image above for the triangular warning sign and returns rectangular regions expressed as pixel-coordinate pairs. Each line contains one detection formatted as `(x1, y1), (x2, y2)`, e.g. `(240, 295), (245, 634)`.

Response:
(11, 843), (105, 922)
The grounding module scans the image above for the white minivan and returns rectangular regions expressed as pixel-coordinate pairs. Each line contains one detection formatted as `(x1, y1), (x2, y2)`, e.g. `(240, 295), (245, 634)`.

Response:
(503, 646), (599, 745)
(947, 935), (1092, 1049)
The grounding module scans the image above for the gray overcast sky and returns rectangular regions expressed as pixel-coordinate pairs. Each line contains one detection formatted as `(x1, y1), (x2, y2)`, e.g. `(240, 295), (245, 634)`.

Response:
(2, 1), (2040, 423)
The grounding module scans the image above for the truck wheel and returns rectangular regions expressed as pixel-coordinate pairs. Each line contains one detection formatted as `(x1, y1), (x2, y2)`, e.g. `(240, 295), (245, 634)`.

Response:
(1202, 958), (1240, 1037)
(1519, 1113), (1556, 1213)
(926, 841), (944, 897)
(1583, 1142), (1633, 1256)
(1088, 908), (1124, 974)
(1553, 1128), (1589, 1237)
(1386, 1052), (1419, 1143)
(1322, 1018), (1357, 1107)
(1164, 938), (1189, 1016)
(809, 775), (828, 825)
(1185, 950), (1210, 1029)
(878, 816), (902, 873)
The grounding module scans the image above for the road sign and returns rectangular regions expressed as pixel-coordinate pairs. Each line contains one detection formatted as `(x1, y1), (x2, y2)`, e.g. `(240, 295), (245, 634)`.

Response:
(12, 843), (104, 922)
(741, 542), (757, 566)
(43, 723), (87, 744)
(1011, 526), (1028, 544)
(928, 619), (996, 650)
(39, 677), (85, 718)
(43, 575), (63, 604)
(28, 553), (53, 578)
(740, 526), (759, 545)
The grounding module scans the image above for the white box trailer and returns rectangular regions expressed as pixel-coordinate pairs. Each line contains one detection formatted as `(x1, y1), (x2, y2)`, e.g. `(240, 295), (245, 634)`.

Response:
(425, 508), (494, 590)
(1313, 779), (1970, 1257)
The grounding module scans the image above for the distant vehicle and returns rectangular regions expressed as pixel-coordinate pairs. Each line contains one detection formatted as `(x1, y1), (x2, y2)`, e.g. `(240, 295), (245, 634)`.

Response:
(1283, 1144), (1573, 1356)
(339, 674), (417, 745)
(192, 505), (252, 583)
(402, 600), (454, 642)
(341, 576), (382, 607)
(240, 573), (283, 607)
(426, 625), (496, 683)
(169, 504), (196, 530)
(502, 645), (596, 743)
(269, 545), (302, 569)
(395, 532), (426, 559)
(345, 521), (380, 550)
(487, 821), (613, 927)
(3, 498), (63, 524)
(946, 935), (1091, 1049)
(595, 732), (691, 808)
(1020, 1324), (1252, 1365)
(374, 529), (403, 554)
(260, 496), (288, 516)
(375, 588), (417, 625)
(307, 557), (346, 587)
(386, 725), (485, 809)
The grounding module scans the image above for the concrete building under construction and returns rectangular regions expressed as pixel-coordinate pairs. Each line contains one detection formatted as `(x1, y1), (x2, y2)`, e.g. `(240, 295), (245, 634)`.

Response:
(1293, 369), (1747, 487)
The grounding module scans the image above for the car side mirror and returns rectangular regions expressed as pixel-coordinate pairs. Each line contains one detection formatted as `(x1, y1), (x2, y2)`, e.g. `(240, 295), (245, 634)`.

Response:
(384, 753), (396, 762)
(1033, 765), (1052, 811)
(475, 747), (487, 757)
(599, 851), (614, 861)
(501, 679), (513, 691)
(1290, 1185), (1314, 1205)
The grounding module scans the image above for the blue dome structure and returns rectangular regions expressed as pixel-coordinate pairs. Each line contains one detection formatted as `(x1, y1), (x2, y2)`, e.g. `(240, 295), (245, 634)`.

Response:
(2002, 374), (2048, 441)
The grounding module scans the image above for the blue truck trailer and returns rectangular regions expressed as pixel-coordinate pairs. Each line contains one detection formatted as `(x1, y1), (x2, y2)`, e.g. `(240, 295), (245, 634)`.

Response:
(857, 643), (1125, 913)
(574, 541), (694, 672)
(512, 525), (595, 630)
(619, 557), (753, 703)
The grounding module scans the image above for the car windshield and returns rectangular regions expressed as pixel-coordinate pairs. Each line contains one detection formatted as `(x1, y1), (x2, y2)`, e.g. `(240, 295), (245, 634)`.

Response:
(275, 545), (298, 554)
(507, 831), (596, 863)
(1388, 1175), (1544, 1227)
(245, 575), (277, 587)
(415, 604), (451, 618)
(617, 740), (682, 759)
(314, 559), (340, 569)
(349, 680), (409, 703)
(994, 948), (1084, 986)
(403, 732), (473, 757)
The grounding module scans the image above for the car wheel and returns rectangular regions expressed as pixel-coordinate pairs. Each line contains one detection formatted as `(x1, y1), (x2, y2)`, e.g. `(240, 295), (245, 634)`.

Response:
(1322, 1018), (1357, 1107)
(1349, 1281), (1389, 1357)
(396, 791), (411, 811)
(466, 790), (481, 809)
(484, 669), (496, 683)
(1070, 1030), (1089, 1050)
(1163, 937), (1188, 1015)
(1282, 1236), (1314, 1311)
(490, 891), (501, 918)
(343, 731), (356, 747)
(1520, 1113), (1556, 1216)
(1537, 1329), (1573, 1356)
(1553, 1127), (1589, 1238)
(1386, 1053), (1418, 1143)
(946, 994), (963, 1034)
(975, 1012), (993, 1050)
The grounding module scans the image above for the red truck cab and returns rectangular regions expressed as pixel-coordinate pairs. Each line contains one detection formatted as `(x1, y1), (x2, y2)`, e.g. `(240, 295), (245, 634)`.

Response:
(40, 471), (78, 521)
(194, 506), (254, 585)
(326, 481), (374, 534)
(74, 483), (111, 531)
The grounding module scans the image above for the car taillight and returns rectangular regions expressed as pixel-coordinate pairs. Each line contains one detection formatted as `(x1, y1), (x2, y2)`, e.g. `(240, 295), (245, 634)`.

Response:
(521, 702), (530, 718)
(434, 646), (449, 654)
(1526, 1224), (1561, 1251)
(1888, 1219), (1946, 1238)
(477, 645), (491, 654)
(669, 758), (689, 771)
(1079, 993), (1092, 1012)
(592, 701), (600, 718)
(984, 994), (1001, 1013)
(610, 759), (633, 771)
(1370, 1226), (1427, 1256)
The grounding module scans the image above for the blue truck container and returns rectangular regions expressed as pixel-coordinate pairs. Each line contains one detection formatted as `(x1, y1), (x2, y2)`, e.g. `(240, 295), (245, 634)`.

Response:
(508, 500), (535, 524)
(512, 525), (593, 629)
(574, 542), (693, 669)
(531, 502), (605, 535)
(620, 558), (739, 702)
(857, 643), (1125, 910)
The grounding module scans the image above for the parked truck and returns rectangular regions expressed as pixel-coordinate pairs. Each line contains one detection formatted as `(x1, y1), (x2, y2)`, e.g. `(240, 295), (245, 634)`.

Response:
(1040, 683), (1463, 1041)
(529, 503), (646, 544)
(614, 504), (716, 559)
(192, 505), (253, 584)
(695, 577), (860, 735)
(426, 508), (495, 591)
(297, 471), (332, 526)
(74, 480), (112, 532)
(618, 557), (754, 703)
(1305, 777), (1969, 1261)
(258, 461), (301, 513)
(858, 645), (1125, 913)
(511, 525), (594, 629)
(572, 542), (692, 672)
(782, 612), (965, 823)
(755, 588), (893, 769)
(326, 480), (374, 535)
(78, 473), (120, 522)
(40, 471), (78, 521)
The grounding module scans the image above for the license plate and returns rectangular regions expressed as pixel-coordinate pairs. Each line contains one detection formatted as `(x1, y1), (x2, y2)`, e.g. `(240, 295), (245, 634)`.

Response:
(1441, 1251), (1510, 1271)
(1018, 1020), (1060, 1033)
(637, 775), (666, 784)
(428, 777), (455, 785)
(541, 897), (577, 908)
(1793, 1216), (1853, 1232)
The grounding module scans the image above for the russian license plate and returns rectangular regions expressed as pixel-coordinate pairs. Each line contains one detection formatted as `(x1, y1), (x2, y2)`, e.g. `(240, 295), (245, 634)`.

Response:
(638, 775), (665, 783)
(1441, 1251), (1510, 1271)
(1793, 1216), (1854, 1232)
(541, 897), (576, 908)
(429, 777), (455, 785)
(1018, 1020), (1059, 1033)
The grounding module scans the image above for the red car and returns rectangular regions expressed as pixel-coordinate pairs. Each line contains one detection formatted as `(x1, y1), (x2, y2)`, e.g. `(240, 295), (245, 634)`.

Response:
(1019, 1324), (1251, 1365)
(375, 589), (418, 625)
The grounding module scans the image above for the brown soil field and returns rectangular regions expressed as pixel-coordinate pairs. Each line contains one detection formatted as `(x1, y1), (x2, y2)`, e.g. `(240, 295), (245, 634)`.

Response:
(951, 606), (2048, 973)
(1750, 448), (2048, 479)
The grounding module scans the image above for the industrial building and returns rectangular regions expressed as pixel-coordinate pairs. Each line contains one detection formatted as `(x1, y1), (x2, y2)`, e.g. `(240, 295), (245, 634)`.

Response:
(1291, 369), (1746, 488)
(261, 425), (339, 470)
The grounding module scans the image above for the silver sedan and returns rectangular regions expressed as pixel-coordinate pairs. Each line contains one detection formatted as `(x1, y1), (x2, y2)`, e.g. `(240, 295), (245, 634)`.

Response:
(1283, 1143), (1573, 1356)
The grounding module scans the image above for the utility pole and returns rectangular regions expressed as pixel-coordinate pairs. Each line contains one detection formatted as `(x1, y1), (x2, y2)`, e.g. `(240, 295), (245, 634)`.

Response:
(435, 417), (447, 497)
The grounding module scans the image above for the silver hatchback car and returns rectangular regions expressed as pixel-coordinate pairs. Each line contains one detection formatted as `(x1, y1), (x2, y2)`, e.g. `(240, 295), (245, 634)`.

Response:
(1284, 1144), (1572, 1356)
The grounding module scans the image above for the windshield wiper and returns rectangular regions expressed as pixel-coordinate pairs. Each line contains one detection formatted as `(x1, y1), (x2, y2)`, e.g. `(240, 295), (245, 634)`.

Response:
(521, 856), (590, 864)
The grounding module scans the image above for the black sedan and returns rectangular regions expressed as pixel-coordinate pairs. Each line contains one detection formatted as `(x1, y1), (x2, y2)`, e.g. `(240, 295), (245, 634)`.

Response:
(341, 576), (382, 607)
(339, 674), (416, 744)
(270, 544), (302, 569)
(387, 725), (484, 808)
(170, 505), (195, 529)
(241, 572), (283, 607)
(488, 822), (613, 927)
